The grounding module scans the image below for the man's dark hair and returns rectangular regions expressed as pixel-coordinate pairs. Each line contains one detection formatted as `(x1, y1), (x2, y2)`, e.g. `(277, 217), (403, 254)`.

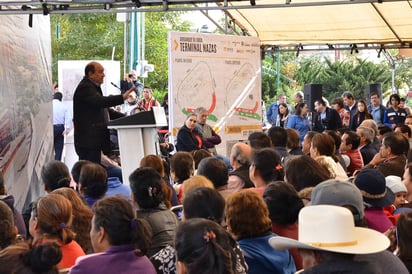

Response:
(370, 92), (380, 98)
(383, 132), (410, 156)
(197, 157), (228, 188)
(53, 92), (63, 102)
(267, 126), (287, 147)
(248, 131), (271, 149)
(315, 98), (326, 106)
(342, 91), (354, 100)
(343, 131), (361, 150)
(378, 125), (393, 136)
(263, 181), (304, 226)
(396, 124), (412, 138)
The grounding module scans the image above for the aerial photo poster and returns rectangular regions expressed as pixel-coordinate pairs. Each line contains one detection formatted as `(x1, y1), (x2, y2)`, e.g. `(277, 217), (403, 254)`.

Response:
(168, 32), (262, 156)
(0, 15), (52, 211)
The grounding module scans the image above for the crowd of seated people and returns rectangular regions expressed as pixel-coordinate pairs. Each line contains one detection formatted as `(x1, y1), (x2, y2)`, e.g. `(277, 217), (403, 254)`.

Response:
(5, 90), (412, 273)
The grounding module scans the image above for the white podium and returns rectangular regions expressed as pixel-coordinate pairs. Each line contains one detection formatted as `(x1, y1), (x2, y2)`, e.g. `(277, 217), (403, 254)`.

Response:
(108, 107), (167, 185)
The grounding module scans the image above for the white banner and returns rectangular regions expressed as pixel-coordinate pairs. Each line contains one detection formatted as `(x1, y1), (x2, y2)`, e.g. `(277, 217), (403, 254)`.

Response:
(168, 32), (262, 156)
(0, 14), (52, 211)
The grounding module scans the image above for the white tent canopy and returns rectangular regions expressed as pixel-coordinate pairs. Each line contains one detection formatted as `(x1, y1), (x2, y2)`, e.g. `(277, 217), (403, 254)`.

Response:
(0, 0), (411, 50)
(224, 0), (412, 50)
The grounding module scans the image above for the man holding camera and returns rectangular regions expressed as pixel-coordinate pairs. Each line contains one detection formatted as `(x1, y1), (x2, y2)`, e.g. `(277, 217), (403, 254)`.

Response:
(120, 70), (143, 96)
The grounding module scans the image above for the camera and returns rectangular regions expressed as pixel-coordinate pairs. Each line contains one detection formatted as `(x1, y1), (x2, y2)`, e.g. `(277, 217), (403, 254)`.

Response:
(128, 74), (133, 78)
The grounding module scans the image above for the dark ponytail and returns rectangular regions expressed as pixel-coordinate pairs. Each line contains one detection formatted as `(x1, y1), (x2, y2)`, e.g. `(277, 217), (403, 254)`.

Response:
(176, 218), (236, 274)
(23, 242), (62, 273)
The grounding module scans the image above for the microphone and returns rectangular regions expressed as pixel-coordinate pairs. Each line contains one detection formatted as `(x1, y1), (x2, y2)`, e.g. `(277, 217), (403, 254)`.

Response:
(110, 82), (121, 90)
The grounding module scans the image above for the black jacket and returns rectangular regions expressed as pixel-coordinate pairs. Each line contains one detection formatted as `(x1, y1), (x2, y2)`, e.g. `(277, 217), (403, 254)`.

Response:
(73, 77), (124, 153)
(313, 107), (342, 132)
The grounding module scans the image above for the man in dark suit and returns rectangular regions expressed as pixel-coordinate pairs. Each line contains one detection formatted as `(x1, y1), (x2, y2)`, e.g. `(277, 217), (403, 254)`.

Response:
(313, 98), (342, 132)
(343, 91), (357, 129)
(73, 61), (135, 164)
(356, 126), (379, 165)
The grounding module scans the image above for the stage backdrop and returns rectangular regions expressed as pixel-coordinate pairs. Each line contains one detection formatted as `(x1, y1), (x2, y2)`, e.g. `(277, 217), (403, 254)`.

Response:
(168, 32), (262, 156)
(0, 14), (52, 211)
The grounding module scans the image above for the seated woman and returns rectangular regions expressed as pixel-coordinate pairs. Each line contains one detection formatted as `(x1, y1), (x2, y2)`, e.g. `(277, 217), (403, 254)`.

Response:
(129, 167), (178, 258)
(78, 163), (108, 208)
(249, 148), (284, 195)
(176, 113), (203, 152)
(140, 154), (178, 209)
(69, 196), (156, 274)
(0, 202), (61, 273)
(225, 190), (296, 274)
(310, 133), (348, 181)
(182, 187), (248, 274)
(29, 194), (85, 271)
(0, 242), (62, 274)
(176, 218), (246, 274)
(51, 187), (93, 254)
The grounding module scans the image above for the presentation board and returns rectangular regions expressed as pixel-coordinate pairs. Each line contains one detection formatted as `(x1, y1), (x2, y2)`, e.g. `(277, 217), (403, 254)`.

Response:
(168, 32), (262, 156)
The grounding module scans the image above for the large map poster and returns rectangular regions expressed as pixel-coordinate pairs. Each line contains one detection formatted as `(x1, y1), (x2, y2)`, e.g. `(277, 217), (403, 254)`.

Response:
(168, 32), (262, 156)
(0, 15), (52, 211)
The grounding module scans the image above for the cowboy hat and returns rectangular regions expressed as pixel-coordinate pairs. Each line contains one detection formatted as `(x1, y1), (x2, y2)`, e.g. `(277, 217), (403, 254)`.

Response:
(269, 205), (389, 254)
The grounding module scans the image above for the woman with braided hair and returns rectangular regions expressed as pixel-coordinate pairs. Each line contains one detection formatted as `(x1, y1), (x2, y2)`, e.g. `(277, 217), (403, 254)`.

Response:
(175, 218), (245, 274)
(29, 194), (84, 271)
(69, 196), (156, 274)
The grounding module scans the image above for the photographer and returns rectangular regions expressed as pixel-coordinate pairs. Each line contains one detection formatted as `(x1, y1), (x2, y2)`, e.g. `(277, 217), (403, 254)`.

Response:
(120, 70), (143, 96)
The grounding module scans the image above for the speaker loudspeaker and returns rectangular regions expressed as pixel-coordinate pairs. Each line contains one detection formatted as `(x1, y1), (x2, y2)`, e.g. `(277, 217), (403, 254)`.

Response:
(304, 84), (323, 112)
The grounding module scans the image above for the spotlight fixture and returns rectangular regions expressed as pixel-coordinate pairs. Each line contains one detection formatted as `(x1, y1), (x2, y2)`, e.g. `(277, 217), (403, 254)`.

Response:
(296, 43), (303, 57)
(250, 0), (256, 6)
(377, 45), (385, 58)
(132, 0), (142, 8)
(42, 3), (49, 15)
(327, 44), (335, 50)
(350, 44), (358, 54)
(104, 3), (111, 10)
(377, 0), (383, 3)
(286, 0), (291, 4)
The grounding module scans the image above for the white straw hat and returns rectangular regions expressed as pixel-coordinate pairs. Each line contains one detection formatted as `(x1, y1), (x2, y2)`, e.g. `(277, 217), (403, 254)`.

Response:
(269, 205), (389, 254)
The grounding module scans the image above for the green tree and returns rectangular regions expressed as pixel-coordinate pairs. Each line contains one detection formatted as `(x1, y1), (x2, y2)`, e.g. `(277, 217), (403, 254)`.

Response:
(293, 55), (391, 102)
(50, 11), (192, 94)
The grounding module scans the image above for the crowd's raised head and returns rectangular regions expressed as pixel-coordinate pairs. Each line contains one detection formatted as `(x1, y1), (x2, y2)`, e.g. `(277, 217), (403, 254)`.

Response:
(41, 160), (71, 192)
(0, 200), (16, 249)
(170, 152), (194, 184)
(183, 187), (225, 224)
(285, 155), (331, 191)
(129, 167), (164, 209)
(197, 157), (228, 189)
(247, 131), (271, 150)
(250, 148), (284, 185)
(175, 218), (245, 274)
(78, 162), (108, 207)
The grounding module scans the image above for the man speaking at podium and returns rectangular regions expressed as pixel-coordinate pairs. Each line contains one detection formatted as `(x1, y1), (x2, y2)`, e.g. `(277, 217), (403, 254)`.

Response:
(73, 61), (135, 164)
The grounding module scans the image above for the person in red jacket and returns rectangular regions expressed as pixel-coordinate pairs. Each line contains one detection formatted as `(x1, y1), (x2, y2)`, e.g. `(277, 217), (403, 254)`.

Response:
(340, 130), (364, 176)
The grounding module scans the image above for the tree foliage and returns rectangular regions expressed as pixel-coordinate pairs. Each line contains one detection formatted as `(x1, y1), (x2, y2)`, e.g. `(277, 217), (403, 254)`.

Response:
(50, 11), (192, 96)
(262, 52), (397, 104)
